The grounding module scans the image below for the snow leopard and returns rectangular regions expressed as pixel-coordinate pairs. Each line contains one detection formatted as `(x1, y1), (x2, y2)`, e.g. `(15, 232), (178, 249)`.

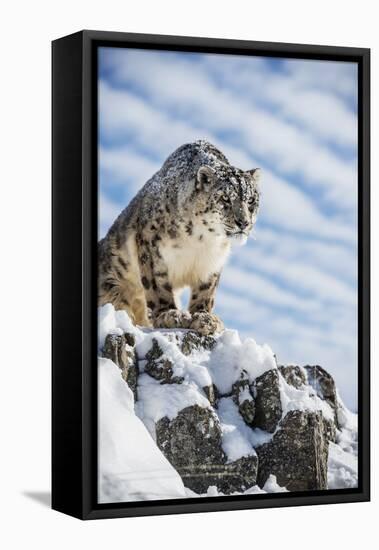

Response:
(98, 140), (261, 335)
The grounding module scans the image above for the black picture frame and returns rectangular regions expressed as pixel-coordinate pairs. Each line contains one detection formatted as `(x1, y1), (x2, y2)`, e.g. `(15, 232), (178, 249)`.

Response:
(52, 30), (370, 520)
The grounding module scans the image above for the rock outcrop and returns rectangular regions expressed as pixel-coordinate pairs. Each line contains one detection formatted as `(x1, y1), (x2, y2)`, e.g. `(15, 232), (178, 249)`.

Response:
(251, 369), (282, 432)
(256, 410), (328, 491)
(156, 404), (258, 494)
(98, 304), (358, 498)
(102, 332), (139, 398)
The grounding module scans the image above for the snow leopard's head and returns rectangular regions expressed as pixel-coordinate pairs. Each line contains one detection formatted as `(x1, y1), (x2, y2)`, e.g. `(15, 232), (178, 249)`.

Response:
(195, 164), (261, 245)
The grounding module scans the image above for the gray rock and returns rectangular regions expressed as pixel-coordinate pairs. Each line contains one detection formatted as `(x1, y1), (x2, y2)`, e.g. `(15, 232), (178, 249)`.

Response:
(232, 372), (255, 426)
(256, 410), (329, 491)
(102, 333), (132, 369)
(156, 405), (224, 491)
(305, 365), (339, 427)
(102, 332), (139, 398)
(304, 365), (338, 408)
(279, 365), (306, 389)
(181, 331), (216, 356)
(156, 405), (258, 494)
(202, 384), (219, 407)
(252, 369), (282, 433)
(156, 405), (224, 467)
(195, 455), (258, 495)
(226, 455), (258, 494)
(144, 338), (184, 384)
(279, 364), (337, 441)
(323, 418), (337, 443)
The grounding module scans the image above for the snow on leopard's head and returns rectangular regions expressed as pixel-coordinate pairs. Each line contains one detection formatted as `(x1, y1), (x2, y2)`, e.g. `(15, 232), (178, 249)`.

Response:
(194, 163), (261, 246)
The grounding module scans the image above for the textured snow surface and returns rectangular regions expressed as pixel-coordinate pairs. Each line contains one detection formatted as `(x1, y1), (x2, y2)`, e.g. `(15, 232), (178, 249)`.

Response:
(328, 397), (358, 489)
(98, 358), (186, 503)
(279, 373), (335, 422)
(98, 305), (358, 501)
(207, 329), (277, 394)
(218, 397), (273, 461)
(136, 373), (212, 438)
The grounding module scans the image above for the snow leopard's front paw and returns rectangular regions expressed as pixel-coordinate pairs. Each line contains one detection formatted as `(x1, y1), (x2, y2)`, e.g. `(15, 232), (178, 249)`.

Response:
(154, 309), (192, 330)
(189, 311), (224, 335)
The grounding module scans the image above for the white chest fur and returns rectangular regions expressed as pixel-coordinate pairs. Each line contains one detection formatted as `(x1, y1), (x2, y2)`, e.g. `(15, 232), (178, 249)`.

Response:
(159, 223), (231, 288)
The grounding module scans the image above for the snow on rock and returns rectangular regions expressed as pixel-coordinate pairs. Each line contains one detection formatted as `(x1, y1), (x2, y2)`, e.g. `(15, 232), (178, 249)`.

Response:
(98, 304), (142, 351)
(207, 330), (277, 395)
(262, 474), (289, 493)
(98, 304), (358, 501)
(279, 374), (335, 423)
(218, 397), (270, 461)
(184, 474), (287, 497)
(136, 373), (212, 438)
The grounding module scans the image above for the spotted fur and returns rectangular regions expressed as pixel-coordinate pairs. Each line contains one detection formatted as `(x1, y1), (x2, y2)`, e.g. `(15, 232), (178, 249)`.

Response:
(98, 140), (261, 335)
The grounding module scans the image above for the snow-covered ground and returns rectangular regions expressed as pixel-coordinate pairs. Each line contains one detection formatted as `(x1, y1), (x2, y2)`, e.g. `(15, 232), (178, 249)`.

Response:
(98, 304), (358, 503)
(98, 357), (186, 502)
(328, 403), (358, 489)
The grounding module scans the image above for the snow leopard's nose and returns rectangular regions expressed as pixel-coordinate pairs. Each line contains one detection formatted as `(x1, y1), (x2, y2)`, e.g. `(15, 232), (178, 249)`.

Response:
(236, 218), (249, 231)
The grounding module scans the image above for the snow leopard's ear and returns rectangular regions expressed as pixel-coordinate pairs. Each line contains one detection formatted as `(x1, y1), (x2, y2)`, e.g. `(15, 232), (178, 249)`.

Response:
(196, 166), (215, 191)
(245, 168), (261, 184)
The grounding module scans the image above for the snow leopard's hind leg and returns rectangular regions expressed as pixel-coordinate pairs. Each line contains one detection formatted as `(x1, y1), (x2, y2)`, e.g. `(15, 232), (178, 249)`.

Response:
(98, 237), (150, 327)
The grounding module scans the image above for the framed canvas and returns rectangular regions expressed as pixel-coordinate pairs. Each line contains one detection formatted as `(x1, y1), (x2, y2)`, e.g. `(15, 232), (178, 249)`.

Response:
(52, 30), (370, 520)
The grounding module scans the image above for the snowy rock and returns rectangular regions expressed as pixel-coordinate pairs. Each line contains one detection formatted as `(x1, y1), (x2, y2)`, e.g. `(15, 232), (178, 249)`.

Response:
(144, 338), (184, 384)
(155, 404), (258, 494)
(97, 304), (358, 501)
(252, 369), (282, 433)
(156, 405), (224, 472)
(219, 456), (258, 494)
(305, 365), (339, 424)
(231, 371), (256, 426)
(102, 332), (139, 398)
(279, 365), (307, 389)
(180, 331), (216, 356)
(203, 383), (219, 407)
(256, 410), (328, 491)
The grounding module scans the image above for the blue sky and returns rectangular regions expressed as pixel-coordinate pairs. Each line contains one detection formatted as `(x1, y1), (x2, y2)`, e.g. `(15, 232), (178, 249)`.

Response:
(98, 47), (358, 410)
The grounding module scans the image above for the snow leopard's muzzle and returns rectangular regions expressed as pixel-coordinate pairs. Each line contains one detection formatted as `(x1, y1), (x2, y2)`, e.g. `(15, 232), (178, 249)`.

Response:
(224, 199), (255, 244)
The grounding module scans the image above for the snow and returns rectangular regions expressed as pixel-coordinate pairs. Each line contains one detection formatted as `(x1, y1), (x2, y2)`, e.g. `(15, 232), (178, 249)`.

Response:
(135, 373), (212, 437)
(98, 304), (142, 351)
(328, 442), (358, 489)
(218, 397), (257, 461)
(207, 330), (277, 395)
(327, 395), (358, 489)
(262, 474), (288, 493)
(98, 357), (186, 502)
(136, 331), (213, 390)
(218, 397), (272, 461)
(336, 396), (358, 454)
(278, 373), (335, 422)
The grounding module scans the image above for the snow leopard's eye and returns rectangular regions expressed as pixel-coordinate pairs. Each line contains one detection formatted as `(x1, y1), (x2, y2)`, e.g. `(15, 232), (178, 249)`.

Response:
(220, 194), (230, 204)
